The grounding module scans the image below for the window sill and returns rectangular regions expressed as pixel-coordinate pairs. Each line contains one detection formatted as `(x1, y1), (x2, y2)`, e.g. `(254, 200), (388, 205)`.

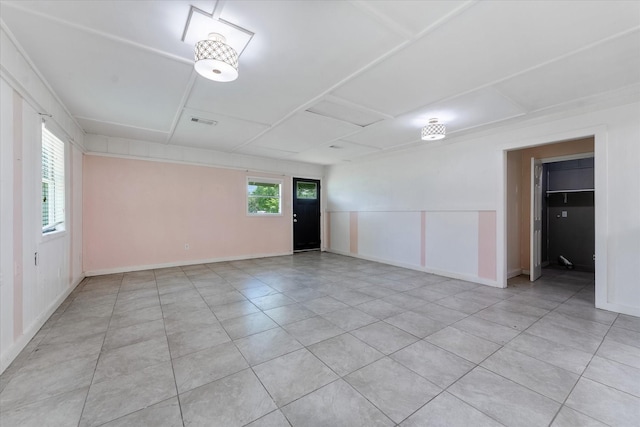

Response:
(247, 213), (283, 217)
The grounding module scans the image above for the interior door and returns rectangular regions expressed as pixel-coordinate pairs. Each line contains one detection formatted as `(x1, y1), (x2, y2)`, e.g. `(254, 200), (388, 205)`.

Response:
(530, 158), (543, 281)
(293, 178), (321, 251)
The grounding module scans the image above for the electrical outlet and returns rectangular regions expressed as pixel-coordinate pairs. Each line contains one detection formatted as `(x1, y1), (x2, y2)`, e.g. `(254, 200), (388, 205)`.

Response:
(184, 244), (190, 250)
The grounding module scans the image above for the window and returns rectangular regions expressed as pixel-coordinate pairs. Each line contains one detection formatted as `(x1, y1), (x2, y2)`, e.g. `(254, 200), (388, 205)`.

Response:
(296, 181), (317, 199)
(247, 178), (282, 215)
(42, 123), (65, 234)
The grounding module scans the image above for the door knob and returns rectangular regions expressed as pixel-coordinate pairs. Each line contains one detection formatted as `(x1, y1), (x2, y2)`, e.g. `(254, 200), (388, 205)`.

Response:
(293, 219), (297, 223)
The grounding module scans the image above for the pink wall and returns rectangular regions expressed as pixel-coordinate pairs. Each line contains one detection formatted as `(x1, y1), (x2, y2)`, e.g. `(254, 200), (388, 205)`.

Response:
(478, 210), (497, 280)
(83, 156), (292, 273)
(349, 211), (358, 254)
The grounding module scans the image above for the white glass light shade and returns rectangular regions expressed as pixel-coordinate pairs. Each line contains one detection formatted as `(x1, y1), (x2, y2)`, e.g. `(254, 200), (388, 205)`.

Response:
(421, 119), (446, 140)
(194, 33), (239, 82)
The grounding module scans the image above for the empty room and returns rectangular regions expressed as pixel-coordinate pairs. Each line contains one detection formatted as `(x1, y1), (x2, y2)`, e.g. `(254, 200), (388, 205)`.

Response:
(1, 1), (639, 426)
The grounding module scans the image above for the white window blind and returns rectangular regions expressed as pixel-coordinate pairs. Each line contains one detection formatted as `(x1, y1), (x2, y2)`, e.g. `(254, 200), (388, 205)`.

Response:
(42, 122), (65, 233)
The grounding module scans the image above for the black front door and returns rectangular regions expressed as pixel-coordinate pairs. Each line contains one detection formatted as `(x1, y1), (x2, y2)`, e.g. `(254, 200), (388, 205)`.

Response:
(293, 178), (321, 251)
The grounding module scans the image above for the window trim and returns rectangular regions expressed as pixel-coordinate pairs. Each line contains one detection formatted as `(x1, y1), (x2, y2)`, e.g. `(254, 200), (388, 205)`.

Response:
(246, 177), (283, 216)
(295, 180), (318, 200)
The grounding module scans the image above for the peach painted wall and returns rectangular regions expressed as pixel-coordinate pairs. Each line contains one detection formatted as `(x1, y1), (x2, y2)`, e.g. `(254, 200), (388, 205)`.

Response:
(516, 137), (594, 270)
(349, 211), (358, 254)
(83, 155), (292, 273)
(478, 211), (497, 280)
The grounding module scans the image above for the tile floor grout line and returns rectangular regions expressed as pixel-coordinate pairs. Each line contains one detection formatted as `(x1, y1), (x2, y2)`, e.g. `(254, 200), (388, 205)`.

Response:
(388, 274), (598, 426)
(76, 273), (124, 427)
(157, 267), (187, 427)
(547, 310), (621, 426)
(5, 257), (634, 426)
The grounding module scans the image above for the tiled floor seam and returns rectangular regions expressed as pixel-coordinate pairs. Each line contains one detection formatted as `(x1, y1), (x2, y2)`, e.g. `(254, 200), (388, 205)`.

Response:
(0, 279), (90, 408)
(4, 257), (629, 427)
(156, 269), (188, 427)
(421, 302), (592, 427)
(546, 312), (625, 426)
(76, 275), (124, 427)
(405, 367), (506, 427)
(549, 314), (618, 425)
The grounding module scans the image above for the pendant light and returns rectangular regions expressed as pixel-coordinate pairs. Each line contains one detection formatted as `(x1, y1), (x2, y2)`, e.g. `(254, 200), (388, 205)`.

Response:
(421, 118), (446, 141)
(194, 33), (239, 82)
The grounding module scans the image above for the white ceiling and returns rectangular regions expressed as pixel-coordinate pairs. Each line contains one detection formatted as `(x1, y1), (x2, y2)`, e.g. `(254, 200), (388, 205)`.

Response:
(1, 0), (639, 165)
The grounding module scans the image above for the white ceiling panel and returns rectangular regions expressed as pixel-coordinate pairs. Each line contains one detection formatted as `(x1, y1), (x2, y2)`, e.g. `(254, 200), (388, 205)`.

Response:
(351, 0), (470, 37)
(1, 0), (210, 60)
(1, 4), (192, 131)
(288, 141), (380, 165)
(170, 108), (269, 151)
(412, 87), (527, 133)
(2, 1), (639, 166)
(333, 0), (640, 116)
(185, 0), (404, 124)
(342, 117), (419, 149)
(306, 97), (389, 127)
(250, 111), (362, 152)
(343, 86), (527, 148)
(77, 118), (169, 144)
(495, 31), (640, 112)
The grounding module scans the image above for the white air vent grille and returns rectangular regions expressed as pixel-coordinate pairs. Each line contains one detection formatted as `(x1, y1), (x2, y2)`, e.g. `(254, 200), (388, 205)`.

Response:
(190, 116), (217, 126)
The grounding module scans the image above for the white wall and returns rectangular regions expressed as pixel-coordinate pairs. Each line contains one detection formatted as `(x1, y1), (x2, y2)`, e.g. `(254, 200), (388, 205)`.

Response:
(326, 100), (640, 316)
(0, 26), (85, 373)
(0, 77), (15, 363)
(359, 212), (421, 267)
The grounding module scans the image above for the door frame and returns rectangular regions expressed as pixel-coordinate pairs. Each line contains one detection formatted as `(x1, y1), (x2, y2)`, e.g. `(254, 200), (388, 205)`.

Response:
(499, 125), (607, 310)
(291, 176), (324, 252)
(530, 158), (543, 281)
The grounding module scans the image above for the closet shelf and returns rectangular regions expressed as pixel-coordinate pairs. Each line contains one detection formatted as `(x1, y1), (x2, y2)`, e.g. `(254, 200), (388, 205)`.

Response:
(546, 189), (594, 194)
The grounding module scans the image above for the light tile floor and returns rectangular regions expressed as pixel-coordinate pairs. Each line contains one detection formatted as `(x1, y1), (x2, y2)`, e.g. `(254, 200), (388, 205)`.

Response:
(1, 252), (639, 426)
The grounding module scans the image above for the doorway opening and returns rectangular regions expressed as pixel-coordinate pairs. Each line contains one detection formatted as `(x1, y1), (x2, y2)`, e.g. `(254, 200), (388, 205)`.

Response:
(292, 177), (321, 251)
(505, 137), (595, 283)
(543, 157), (595, 273)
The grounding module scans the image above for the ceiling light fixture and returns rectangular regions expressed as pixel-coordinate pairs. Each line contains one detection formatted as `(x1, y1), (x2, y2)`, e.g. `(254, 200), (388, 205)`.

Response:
(194, 33), (238, 82)
(421, 118), (446, 141)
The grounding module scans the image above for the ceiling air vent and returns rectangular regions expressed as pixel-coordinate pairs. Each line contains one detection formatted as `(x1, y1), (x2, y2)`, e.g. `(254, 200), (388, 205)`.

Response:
(190, 116), (217, 126)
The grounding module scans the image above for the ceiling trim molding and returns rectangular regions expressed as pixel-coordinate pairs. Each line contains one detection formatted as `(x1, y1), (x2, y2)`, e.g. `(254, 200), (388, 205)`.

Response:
(75, 115), (171, 136)
(392, 26), (640, 121)
(358, 87), (640, 163)
(230, 0), (478, 154)
(166, 70), (198, 144)
(348, 0), (478, 41)
(0, 21), (86, 152)
(2, 1), (193, 65)
(84, 136), (324, 178)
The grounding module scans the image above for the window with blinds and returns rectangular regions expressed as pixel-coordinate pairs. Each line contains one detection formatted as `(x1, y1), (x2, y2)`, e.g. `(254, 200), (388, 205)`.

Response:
(42, 123), (65, 234)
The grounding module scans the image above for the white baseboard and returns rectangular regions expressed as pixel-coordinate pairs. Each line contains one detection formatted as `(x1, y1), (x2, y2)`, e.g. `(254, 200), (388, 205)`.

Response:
(596, 301), (640, 317)
(85, 252), (294, 276)
(326, 249), (502, 288)
(0, 274), (85, 374)
(507, 268), (523, 279)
